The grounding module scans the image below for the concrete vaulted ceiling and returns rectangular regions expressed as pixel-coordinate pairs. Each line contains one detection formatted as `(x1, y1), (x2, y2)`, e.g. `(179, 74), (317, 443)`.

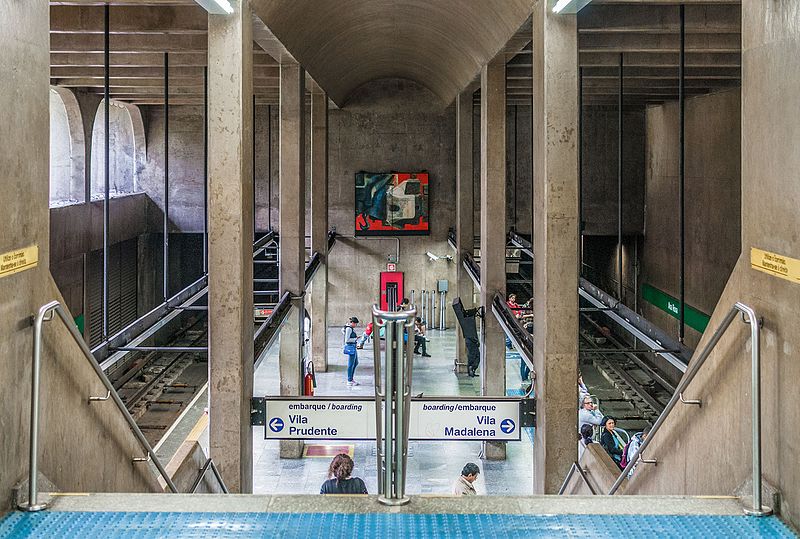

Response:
(251, 0), (533, 106)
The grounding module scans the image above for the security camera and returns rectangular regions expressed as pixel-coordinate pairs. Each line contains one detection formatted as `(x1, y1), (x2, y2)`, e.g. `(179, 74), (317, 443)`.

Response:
(426, 252), (440, 261)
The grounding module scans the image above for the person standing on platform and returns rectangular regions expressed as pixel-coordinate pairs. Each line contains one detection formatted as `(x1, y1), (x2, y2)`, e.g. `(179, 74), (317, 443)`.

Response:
(342, 317), (360, 386)
(452, 463), (480, 495)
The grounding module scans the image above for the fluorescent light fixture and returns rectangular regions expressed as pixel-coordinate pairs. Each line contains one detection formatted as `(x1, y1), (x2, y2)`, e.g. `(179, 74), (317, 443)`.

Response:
(194, 0), (234, 15)
(552, 0), (592, 14)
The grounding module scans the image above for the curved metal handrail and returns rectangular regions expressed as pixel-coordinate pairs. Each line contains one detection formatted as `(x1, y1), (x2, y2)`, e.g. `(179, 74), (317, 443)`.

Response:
(21, 301), (179, 512)
(606, 302), (770, 516)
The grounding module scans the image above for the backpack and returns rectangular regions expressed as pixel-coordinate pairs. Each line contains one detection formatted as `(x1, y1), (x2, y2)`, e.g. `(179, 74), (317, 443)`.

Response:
(619, 439), (633, 468)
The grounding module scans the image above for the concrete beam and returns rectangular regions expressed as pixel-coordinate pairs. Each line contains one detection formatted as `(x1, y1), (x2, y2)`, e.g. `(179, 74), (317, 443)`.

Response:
(309, 90), (328, 372)
(479, 56), (507, 461)
(207, 0), (254, 494)
(50, 65), (279, 78)
(531, 0), (579, 495)
(50, 5), (207, 34)
(578, 5), (740, 34)
(50, 51), (276, 68)
(278, 62), (306, 459)
(579, 32), (740, 53)
(50, 33), (207, 53)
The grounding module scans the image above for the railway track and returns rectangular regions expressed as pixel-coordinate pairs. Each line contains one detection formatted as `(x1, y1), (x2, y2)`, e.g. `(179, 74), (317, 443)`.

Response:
(579, 313), (681, 429)
(107, 315), (208, 443)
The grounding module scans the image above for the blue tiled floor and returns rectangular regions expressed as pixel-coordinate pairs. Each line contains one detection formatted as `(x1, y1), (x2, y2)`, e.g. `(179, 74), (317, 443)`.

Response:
(0, 512), (795, 539)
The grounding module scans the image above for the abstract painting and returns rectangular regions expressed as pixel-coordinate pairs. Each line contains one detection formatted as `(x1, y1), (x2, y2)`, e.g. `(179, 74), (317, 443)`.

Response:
(354, 172), (429, 236)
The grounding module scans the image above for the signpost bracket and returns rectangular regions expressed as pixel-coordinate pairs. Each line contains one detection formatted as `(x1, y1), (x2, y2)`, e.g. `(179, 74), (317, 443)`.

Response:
(251, 397), (266, 426)
(520, 398), (536, 428)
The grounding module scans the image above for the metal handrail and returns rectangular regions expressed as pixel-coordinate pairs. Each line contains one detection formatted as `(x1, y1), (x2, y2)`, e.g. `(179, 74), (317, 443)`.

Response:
(606, 302), (771, 516)
(20, 301), (179, 512)
(190, 458), (229, 494)
(558, 461), (596, 495)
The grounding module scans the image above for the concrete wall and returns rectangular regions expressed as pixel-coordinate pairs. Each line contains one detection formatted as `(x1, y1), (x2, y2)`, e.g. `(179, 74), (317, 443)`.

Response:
(327, 79), (457, 318)
(1, 3), (160, 512)
(640, 89), (741, 348)
(140, 103), (280, 236)
(628, 3), (800, 529)
(581, 106), (646, 237)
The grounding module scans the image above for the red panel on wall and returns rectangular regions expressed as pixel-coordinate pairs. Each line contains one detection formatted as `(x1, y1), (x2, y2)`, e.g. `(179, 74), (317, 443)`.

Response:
(379, 271), (404, 311)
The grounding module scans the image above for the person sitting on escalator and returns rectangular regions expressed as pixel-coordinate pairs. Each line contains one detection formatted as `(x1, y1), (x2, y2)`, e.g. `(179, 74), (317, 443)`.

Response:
(600, 416), (626, 469)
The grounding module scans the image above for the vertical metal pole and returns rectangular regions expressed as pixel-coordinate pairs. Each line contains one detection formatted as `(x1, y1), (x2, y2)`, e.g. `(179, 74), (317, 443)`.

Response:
(394, 321), (405, 498)
(678, 5), (686, 342)
(22, 309), (50, 512)
(253, 94), (257, 238)
(513, 105), (518, 228)
(617, 52), (624, 302)
(431, 290), (437, 330)
(102, 4), (110, 339)
(383, 320), (395, 499)
(267, 105), (272, 230)
(751, 313), (763, 514)
(203, 65), (208, 273)
(163, 52), (169, 301)
(578, 66), (584, 277)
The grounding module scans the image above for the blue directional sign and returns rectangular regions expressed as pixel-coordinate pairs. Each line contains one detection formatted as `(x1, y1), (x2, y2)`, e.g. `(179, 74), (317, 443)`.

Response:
(269, 417), (284, 433)
(500, 418), (515, 434)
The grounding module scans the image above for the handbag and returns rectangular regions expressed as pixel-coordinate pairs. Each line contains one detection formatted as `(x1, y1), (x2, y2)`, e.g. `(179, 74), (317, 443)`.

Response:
(343, 343), (357, 355)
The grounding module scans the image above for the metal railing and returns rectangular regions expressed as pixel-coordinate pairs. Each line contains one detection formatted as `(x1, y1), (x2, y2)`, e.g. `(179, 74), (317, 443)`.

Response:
(190, 457), (229, 494)
(606, 302), (771, 516)
(372, 305), (416, 506)
(558, 462), (596, 495)
(21, 301), (179, 512)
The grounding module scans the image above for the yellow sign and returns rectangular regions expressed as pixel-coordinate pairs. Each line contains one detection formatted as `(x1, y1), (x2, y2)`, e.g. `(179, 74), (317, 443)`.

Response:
(750, 247), (800, 285)
(0, 245), (38, 278)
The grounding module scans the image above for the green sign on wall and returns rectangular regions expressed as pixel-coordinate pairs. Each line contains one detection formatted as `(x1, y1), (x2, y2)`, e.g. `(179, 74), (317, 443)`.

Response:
(641, 283), (710, 333)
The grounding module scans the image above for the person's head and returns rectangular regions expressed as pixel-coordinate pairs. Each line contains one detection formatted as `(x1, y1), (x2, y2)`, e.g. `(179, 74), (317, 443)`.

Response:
(400, 298), (410, 307)
(581, 396), (594, 410)
(415, 317), (422, 324)
(580, 424), (594, 441)
(348, 316), (359, 327)
(602, 416), (616, 432)
(328, 453), (355, 481)
(508, 293), (517, 303)
(461, 462), (480, 483)
(641, 426), (651, 440)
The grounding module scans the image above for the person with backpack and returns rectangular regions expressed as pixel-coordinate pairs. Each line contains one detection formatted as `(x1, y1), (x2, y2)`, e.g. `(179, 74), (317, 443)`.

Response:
(342, 317), (360, 386)
(621, 426), (651, 476)
(600, 416), (626, 469)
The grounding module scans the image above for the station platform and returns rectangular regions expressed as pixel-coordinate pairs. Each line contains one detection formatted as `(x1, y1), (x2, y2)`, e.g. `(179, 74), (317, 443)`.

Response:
(0, 494), (795, 538)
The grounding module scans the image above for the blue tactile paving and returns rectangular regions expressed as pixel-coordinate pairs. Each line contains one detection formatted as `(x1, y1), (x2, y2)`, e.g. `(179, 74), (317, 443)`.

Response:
(0, 511), (794, 539)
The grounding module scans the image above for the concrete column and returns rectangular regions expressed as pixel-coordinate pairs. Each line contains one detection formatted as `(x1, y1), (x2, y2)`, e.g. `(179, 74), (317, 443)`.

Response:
(207, 1), (254, 493)
(278, 62), (306, 458)
(310, 90), (329, 371)
(455, 90), (474, 373)
(531, 1), (579, 494)
(480, 58), (507, 460)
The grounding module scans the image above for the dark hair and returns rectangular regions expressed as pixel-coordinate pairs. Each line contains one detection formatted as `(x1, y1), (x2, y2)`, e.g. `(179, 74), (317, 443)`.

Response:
(401, 298), (409, 304)
(328, 453), (354, 482)
(580, 424), (594, 441)
(601, 415), (616, 427)
(415, 317), (422, 323)
(461, 462), (480, 477)
(349, 316), (359, 324)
